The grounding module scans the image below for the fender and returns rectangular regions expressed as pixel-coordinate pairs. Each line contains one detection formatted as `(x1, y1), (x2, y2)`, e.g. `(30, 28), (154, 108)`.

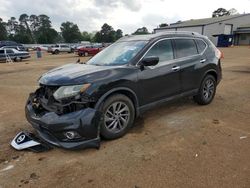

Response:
(200, 68), (218, 84)
(94, 87), (140, 116)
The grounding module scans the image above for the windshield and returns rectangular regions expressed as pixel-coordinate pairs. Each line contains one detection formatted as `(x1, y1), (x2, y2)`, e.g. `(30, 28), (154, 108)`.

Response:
(87, 41), (147, 66)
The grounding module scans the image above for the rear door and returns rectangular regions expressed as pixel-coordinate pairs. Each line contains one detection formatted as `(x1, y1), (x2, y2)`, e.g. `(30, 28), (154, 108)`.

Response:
(6, 49), (15, 59)
(173, 38), (207, 92)
(138, 39), (181, 105)
(62, 45), (70, 52)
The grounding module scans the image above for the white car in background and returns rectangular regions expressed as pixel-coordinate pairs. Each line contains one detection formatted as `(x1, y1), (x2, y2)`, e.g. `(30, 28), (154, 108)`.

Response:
(47, 44), (74, 54)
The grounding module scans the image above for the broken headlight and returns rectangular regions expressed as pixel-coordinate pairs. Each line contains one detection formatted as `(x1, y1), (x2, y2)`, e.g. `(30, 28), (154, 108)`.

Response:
(53, 84), (91, 100)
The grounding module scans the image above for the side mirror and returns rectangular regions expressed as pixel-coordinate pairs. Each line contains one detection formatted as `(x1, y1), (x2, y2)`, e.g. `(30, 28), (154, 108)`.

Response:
(140, 56), (159, 67)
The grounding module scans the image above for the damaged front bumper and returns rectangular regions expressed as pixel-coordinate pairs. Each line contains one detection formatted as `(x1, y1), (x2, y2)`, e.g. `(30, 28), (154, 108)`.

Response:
(25, 95), (103, 150)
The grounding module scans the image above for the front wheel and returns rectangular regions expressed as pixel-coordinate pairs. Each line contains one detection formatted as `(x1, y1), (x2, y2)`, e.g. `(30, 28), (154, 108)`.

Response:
(99, 94), (135, 140)
(194, 75), (216, 105)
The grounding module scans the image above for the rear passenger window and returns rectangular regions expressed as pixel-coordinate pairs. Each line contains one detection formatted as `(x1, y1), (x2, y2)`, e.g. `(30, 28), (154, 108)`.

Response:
(145, 39), (173, 64)
(196, 39), (207, 53)
(174, 39), (198, 58)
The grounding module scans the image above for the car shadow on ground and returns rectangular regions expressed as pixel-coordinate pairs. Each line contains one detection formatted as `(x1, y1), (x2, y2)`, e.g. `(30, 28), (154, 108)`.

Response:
(130, 97), (196, 134)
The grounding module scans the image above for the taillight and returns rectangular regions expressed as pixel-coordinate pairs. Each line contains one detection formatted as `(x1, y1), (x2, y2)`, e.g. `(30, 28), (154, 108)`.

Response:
(219, 49), (224, 59)
(215, 48), (224, 59)
(210, 41), (224, 59)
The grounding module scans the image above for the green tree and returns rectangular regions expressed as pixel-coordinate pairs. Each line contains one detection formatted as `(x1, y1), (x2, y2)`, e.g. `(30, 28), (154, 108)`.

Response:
(99, 23), (116, 42)
(29, 15), (39, 33)
(3, 14), (58, 44)
(132, 27), (149, 35)
(93, 24), (123, 42)
(93, 31), (102, 43)
(19, 14), (35, 43)
(34, 15), (58, 43)
(6, 17), (19, 34)
(13, 25), (33, 43)
(212, 8), (230, 17)
(0, 18), (8, 40)
(6, 17), (33, 43)
(60, 21), (82, 43)
(81, 31), (91, 41)
(115, 29), (123, 40)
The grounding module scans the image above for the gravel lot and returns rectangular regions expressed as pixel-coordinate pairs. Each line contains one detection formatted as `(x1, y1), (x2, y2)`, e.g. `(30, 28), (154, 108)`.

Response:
(0, 47), (250, 188)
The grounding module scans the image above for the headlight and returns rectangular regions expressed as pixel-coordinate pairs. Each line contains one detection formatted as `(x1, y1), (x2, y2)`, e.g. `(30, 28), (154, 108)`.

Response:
(53, 84), (91, 100)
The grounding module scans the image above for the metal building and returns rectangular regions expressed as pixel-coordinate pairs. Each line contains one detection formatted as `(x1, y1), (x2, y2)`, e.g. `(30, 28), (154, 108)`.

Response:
(154, 14), (250, 46)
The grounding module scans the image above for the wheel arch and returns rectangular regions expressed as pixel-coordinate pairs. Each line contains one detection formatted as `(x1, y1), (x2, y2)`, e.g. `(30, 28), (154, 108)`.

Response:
(94, 87), (139, 117)
(203, 69), (218, 83)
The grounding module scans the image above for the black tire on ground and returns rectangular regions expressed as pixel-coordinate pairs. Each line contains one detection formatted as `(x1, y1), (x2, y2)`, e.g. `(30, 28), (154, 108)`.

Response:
(99, 94), (135, 140)
(54, 50), (59, 54)
(14, 57), (21, 62)
(193, 74), (217, 105)
(84, 52), (88, 57)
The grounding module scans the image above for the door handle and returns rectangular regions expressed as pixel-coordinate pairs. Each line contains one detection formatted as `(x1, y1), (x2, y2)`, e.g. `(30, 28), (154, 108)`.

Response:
(200, 59), (206, 63)
(172, 66), (180, 72)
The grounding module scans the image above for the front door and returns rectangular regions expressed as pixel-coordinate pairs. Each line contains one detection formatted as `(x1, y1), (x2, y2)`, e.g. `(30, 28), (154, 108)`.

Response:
(138, 39), (181, 106)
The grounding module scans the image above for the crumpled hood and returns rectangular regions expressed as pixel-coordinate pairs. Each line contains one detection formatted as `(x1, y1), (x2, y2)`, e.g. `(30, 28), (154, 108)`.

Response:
(39, 63), (115, 86)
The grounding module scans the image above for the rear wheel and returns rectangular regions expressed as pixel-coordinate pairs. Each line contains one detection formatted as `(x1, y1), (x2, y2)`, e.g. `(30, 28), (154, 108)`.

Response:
(14, 57), (21, 62)
(194, 75), (216, 105)
(99, 94), (135, 140)
(84, 52), (88, 56)
(54, 50), (59, 54)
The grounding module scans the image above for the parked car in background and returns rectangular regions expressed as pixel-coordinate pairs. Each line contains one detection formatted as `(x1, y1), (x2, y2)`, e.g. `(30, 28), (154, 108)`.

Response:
(0, 40), (28, 51)
(76, 45), (103, 56)
(0, 45), (27, 51)
(0, 48), (30, 62)
(25, 31), (222, 149)
(34, 45), (50, 51)
(47, 44), (74, 54)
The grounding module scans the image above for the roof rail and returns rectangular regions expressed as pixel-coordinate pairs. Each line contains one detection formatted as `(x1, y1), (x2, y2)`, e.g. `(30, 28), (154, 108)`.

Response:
(155, 31), (202, 36)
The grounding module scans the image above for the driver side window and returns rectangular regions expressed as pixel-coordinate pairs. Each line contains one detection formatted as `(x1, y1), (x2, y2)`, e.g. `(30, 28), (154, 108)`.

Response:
(144, 39), (173, 66)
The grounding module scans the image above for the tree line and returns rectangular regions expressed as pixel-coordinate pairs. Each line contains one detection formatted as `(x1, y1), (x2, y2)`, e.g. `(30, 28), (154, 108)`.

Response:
(0, 14), (152, 44)
(1, 8), (236, 44)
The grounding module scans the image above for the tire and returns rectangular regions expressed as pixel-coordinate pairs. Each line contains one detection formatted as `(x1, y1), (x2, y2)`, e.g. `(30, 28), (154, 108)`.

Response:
(14, 57), (21, 62)
(55, 50), (59, 54)
(194, 75), (217, 105)
(99, 94), (135, 140)
(84, 52), (88, 57)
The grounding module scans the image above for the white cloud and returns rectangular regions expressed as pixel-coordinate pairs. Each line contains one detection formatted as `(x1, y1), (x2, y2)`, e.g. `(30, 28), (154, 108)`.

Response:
(0, 0), (250, 34)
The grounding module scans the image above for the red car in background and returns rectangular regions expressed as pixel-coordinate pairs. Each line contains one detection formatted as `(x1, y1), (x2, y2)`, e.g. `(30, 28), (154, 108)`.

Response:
(76, 45), (103, 56)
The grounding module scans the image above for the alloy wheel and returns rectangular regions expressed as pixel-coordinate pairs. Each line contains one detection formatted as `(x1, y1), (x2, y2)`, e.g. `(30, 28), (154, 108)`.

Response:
(104, 101), (130, 133)
(203, 79), (215, 100)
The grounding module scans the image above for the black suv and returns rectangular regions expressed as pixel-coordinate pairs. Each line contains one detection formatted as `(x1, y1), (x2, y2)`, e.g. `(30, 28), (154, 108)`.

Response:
(25, 32), (222, 149)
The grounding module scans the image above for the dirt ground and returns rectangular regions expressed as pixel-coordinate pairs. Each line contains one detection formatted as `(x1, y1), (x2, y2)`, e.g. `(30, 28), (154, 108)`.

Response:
(0, 48), (250, 188)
